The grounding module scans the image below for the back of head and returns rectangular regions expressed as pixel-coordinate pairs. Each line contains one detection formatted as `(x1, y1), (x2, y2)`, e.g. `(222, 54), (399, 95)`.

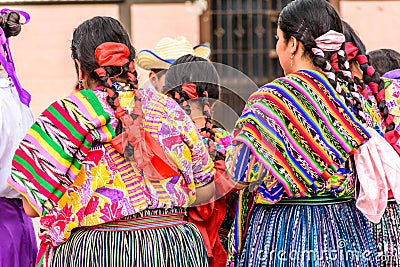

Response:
(278, 0), (347, 83)
(279, 0), (343, 60)
(164, 54), (220, 143)
(164, 54), (220, 100)
(71, 16), (136, 84)
(279, 0), (368, 123)
(0, 11), (22, 38)
(0, 10), (31, 106)
(368, 49), (400, 76)
(71, 16), (139, 141)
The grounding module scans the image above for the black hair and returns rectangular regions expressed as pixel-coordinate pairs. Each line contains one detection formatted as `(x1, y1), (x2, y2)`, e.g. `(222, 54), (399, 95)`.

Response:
(342, 21), (366, 56)
(150, 68), (167, 79)
(368, 49), (400, 76)
(164, 55), (219, 98)
(0, 11), (22, 38)
(279, 0), (366, 123)
(71, 16), (138, 136)
(342, 21), (393, 131)
(163, 54), (222, 159)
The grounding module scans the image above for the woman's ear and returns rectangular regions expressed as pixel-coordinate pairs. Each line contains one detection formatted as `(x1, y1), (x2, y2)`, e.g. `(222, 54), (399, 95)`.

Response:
(75, 59), (84, 81)
(149, 70), (159, 87)
(289, 36), (298, 54)
(75, 59), (91, 89)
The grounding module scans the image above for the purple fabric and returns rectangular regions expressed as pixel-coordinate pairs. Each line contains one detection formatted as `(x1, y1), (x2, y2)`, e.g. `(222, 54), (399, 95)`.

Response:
(382, 69), (400, 80)
(0, 197), (37, 266)
(0, 8), (31, 106)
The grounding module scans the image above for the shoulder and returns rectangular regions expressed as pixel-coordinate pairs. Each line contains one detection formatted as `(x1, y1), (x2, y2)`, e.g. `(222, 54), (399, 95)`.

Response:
(140, 87), (189, 122)
(0, 78), (32, 118)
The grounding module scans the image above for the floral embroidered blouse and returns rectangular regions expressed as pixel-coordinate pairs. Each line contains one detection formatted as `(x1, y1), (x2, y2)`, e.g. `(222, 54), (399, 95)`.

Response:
(8, 85), (214, 249)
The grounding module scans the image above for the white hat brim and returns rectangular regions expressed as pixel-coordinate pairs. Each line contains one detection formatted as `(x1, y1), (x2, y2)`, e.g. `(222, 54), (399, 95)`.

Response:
(136, 44), (211, 70)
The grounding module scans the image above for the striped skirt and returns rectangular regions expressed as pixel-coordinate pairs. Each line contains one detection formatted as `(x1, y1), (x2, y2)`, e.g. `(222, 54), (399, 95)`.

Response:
(49, 209), (208, 267)
(235, 200), (378, 267)
(370, 201), (400, 266)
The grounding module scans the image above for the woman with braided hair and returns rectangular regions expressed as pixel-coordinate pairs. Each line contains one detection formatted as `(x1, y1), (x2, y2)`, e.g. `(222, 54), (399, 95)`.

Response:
(343, 21), (400, 267)
(163, 54), (236, 267)
(8, 16), (215, 267)
(225, 0), (380, 266)
(0, 8), (37, 267)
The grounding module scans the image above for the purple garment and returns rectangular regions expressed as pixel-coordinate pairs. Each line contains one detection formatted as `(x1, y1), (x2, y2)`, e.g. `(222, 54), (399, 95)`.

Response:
(382, 69), (400, 80)
(0, 197), (37, 266)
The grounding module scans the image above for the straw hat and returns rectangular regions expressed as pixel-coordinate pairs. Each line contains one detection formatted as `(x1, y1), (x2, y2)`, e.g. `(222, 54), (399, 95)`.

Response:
(136, 36), (211, 70)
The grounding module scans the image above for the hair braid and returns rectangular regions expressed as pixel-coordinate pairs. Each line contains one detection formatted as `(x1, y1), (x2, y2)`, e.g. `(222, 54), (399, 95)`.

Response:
(94, 66), (124, 135)
(336, 46), (366, 123)
(312, 49), (366, 123)
(356, 55), (394, 131)
(198, 88), (215, 142)
(170, 86), (192, 116)
(122, 61), (138, 90)
(164, 55), (221, 159)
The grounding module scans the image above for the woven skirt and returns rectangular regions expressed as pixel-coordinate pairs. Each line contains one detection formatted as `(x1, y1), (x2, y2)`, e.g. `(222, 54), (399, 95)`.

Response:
(49, 209), (208, 267)
(235, 200), (378, 267)
(370, 201), (400, 266)
(0, 197), (38, 267)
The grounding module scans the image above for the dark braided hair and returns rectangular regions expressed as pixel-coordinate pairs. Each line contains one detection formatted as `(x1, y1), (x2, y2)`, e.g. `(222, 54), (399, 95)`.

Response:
(0, 11), (22, 38)
(71, 16), (139, 137)
(279, 0), (366, 123)
(163, 54), (222, 159)
(342, 21), (393, 131)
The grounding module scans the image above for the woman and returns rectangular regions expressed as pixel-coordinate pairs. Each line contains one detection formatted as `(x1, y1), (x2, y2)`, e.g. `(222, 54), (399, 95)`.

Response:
(8, 16), (215, 267)
(0, 8), (37, 267)
(226, 0), (379, 266)
(343, 22), (400, 267)
(163, 55), (236, 267)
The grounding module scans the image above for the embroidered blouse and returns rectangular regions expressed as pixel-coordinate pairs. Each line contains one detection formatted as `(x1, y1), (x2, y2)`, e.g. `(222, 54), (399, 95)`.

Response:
(8, 86), (214, 249)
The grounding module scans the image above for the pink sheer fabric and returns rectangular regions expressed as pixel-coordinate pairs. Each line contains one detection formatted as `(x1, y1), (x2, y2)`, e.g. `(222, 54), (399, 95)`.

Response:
(355, 128), (400, 223)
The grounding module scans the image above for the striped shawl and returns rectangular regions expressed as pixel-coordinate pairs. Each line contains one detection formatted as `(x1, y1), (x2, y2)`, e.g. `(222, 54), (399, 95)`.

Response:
(233, 69), (370, 198)
(8, 90), (115, 216)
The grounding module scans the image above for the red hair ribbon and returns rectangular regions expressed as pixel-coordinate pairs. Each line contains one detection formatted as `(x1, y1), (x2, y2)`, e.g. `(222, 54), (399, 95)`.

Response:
(385, 130), (400, 155)
(377, 89), (385, 103)
(330, 53), (340, 73)
(345, 42), (359, 62)
(129, 61), (135, 73)
(386, 114), (395, 127)
(366, 66), (376, 77)
(182, 83), (198, 99)
(110, 90), (179, 180)
(127, 72), (137, 84)
(95, 42), (130, 67)
(94, 67), (112, 86)
(94, 67), (107, 77)
(355, 55), (369, 66)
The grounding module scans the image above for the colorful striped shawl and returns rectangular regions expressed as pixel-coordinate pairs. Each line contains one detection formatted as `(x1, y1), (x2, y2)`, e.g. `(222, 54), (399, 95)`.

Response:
(8, 90), (115, 216)
(233, 70), (370, 198)
(227, 70), (371, 262)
